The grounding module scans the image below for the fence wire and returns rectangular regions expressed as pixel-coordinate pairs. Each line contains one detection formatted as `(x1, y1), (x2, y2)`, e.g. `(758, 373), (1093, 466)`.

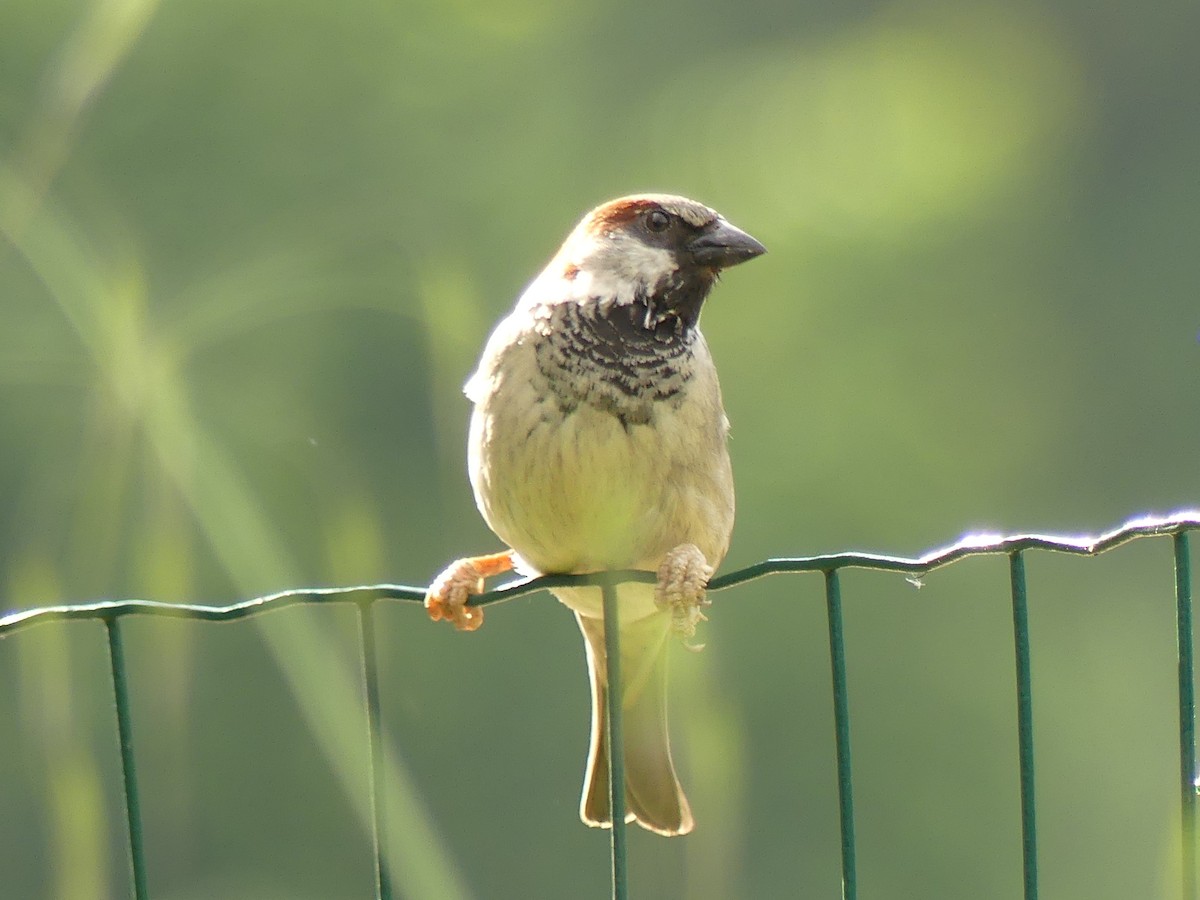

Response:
(2, 510), (1198, 900)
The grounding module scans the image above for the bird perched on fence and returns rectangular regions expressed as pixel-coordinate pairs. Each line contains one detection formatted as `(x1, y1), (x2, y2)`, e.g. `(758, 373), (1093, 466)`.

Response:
(425, 193), (764, 835)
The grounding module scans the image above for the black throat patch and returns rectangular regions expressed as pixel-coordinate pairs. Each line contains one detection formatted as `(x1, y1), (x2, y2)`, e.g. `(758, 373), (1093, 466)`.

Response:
(533, 279), (709, 427)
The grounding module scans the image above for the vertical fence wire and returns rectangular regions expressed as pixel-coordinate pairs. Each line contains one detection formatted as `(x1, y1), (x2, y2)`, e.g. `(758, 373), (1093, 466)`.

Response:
(1175, 532), (1197, 900)
(600, 577), (629, 900)
(357, 600), (392, 900)
(823, 570), (858, 900)
(1008, 552), (1038, 900)
(104, 616), (150, 900)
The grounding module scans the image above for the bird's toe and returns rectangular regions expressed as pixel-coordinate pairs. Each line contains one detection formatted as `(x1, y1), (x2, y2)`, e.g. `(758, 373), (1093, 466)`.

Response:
(654, 543), (713, 644)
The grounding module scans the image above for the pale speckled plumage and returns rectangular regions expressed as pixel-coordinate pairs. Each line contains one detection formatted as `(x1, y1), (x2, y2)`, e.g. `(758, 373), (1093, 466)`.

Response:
(468, 317), (731, 580)
(453, 193), (763, 835)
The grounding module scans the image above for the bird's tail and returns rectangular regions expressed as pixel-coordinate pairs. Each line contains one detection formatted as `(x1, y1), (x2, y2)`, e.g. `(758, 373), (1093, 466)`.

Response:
(576, 610), (693, 836)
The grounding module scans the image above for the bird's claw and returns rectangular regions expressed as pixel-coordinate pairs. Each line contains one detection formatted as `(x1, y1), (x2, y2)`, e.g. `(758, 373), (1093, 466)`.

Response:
(424, 550), (515, 632)
(655, 543), (713, 646)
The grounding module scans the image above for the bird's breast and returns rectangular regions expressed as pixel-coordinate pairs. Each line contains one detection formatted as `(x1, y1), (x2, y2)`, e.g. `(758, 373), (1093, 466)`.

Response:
(467, 329), (734, 578)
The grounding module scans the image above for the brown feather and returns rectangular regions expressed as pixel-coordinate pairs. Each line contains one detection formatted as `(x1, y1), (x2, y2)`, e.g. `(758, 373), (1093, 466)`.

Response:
(576, 611), (694, 836)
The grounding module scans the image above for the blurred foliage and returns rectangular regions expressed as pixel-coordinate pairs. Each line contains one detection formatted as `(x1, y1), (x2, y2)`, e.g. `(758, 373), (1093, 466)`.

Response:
(0, 0), (1197, 897)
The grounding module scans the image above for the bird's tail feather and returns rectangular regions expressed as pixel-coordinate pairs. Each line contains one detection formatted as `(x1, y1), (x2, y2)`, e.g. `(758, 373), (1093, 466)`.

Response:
(576, 611), (693, 836)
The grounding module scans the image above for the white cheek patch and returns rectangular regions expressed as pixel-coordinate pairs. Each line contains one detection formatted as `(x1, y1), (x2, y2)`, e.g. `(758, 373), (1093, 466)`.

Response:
(612, 237), (676, 281)
(570, 234), (677, 308)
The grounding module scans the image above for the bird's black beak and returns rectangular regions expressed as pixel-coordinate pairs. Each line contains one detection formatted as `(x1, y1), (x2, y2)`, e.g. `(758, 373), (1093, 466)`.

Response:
(688, 218), (767, 269)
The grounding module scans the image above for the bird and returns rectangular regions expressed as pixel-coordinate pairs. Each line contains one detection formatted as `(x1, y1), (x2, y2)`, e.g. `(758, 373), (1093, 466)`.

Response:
(424, 193), (764, 836)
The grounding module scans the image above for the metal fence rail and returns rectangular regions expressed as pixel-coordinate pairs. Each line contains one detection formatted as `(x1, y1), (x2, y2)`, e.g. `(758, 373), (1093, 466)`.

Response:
(2, 511), (1198, 900)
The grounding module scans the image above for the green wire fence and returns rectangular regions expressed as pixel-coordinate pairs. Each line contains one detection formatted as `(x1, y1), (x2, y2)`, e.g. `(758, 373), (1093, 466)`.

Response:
(2, 510), (1198, 899)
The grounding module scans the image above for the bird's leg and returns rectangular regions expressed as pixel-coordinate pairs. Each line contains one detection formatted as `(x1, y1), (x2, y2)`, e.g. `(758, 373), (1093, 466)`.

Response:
(654, 543), (713, 649)
(425, 549), (515, 632)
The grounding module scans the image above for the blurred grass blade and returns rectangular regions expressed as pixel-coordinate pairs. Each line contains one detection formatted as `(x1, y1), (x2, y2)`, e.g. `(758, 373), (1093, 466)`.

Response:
(1, 182), (473, 900)
(6, 0), (160, 231)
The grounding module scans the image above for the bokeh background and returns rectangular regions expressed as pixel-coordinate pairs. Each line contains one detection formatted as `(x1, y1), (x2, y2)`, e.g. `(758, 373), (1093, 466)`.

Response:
(1, 0), (1197, 897)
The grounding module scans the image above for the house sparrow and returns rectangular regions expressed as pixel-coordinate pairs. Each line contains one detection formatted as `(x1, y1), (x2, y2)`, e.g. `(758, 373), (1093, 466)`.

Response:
(425, 194), (764, 836)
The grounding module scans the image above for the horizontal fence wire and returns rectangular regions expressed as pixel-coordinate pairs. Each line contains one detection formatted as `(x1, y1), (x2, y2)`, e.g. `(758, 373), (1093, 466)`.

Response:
(6, 512), (1199, 636)
(1, 510), (1198, 900)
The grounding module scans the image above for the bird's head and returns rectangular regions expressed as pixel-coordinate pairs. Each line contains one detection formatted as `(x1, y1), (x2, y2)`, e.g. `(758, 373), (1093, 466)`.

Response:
(543, 194), (765, 331)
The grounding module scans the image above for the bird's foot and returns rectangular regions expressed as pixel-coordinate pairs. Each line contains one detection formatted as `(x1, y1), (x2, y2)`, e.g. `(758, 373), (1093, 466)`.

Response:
(655, 543), (713, 649)
(425, 550), (515, 632)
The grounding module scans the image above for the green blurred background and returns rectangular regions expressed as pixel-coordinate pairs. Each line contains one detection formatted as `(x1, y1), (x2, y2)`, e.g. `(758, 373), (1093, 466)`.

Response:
(1, 0), (1197, 897)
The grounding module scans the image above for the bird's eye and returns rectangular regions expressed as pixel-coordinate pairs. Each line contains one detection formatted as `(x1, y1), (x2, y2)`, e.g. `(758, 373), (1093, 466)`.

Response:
(645, 209), (671, 233)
